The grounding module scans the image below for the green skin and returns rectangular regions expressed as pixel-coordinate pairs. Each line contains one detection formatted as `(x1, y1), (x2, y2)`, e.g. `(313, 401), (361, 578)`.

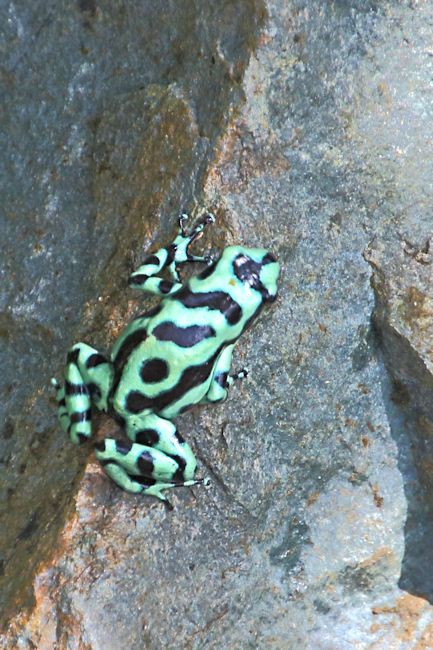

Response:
(52, 215), (279, 509)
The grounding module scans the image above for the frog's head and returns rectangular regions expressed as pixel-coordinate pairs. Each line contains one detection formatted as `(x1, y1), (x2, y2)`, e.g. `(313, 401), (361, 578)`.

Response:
(222, 245), (280, 304)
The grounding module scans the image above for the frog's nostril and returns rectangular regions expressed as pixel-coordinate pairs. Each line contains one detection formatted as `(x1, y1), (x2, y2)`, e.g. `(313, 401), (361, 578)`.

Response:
(262, 252), (276, 265)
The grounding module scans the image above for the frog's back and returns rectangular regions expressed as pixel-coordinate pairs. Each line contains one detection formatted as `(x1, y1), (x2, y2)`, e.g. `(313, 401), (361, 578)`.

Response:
(109, 288), (230, 419)
(109, 244), (278, 420)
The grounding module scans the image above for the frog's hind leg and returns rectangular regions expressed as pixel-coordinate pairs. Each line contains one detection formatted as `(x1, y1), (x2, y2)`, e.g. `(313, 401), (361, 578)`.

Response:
(94, 412), (207, 507)
(51, 379), (71, 435)
(128, 213), (214, 297)
(94, 439), (207, 509)
(51, 343), (113, 445)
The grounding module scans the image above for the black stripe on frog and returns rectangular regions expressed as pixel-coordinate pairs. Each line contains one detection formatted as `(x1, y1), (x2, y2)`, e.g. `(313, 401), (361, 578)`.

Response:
(174, 286), (242, 325)
(152, 321), (216, 347)
(140, 358), (169, 383)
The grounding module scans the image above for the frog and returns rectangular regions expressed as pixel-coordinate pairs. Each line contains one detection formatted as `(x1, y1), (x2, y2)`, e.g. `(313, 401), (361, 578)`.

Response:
(52, 214), (280, 509)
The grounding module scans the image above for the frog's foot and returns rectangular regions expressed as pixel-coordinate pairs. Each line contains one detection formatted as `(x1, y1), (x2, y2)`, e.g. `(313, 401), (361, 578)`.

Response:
(170, 212), (215, 271)
(227, 368), (248, 385)
(94, 439), (207, 507)
(128, 212), (214, 295)
(178, 212), (215, 255)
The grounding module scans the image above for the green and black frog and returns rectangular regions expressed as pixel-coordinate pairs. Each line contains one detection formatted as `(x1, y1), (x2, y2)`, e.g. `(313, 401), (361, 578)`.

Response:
(52, 214), (279, 508)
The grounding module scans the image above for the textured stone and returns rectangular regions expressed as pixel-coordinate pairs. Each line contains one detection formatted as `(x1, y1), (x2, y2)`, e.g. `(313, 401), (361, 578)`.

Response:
(3, 0), (433, 647)
(0, 0), (265, 627)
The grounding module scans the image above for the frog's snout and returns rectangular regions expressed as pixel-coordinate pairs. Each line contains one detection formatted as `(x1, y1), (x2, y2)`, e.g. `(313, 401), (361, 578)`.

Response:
(262, 252), (277, 265)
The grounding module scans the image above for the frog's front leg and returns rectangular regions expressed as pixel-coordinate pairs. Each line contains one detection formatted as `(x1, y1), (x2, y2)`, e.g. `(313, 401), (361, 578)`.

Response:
(128, 213), (214, 297)
(176, 213), (214, 265)
(94, 412), (206, 508)
(200, 344), (248, 405)
(51, 343), (113, 445)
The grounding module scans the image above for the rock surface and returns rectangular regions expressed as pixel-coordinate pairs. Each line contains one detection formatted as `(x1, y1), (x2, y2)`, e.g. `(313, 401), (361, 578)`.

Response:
(0, 0), (264, 629)
(3, 0), (433, 648)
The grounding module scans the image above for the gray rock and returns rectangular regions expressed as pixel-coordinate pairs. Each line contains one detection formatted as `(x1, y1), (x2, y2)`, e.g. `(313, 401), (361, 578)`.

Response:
(3, 0), (433, 647)
(0, 0), (264, 628)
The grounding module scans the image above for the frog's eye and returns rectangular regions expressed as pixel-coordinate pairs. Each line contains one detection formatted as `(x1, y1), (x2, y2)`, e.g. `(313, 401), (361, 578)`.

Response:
(232, 254), (261, 288)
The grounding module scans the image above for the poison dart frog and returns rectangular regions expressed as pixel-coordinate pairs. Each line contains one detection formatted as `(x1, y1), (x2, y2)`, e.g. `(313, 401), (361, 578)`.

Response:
(52, 214), (279, 508)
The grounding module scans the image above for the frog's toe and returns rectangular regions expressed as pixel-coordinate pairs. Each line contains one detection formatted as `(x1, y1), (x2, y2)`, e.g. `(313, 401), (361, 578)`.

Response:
(181, 211), (215, 239)
(179, 213), (189, 235)
(194, 211), (215, 233)
(204, 212), (215, 224)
